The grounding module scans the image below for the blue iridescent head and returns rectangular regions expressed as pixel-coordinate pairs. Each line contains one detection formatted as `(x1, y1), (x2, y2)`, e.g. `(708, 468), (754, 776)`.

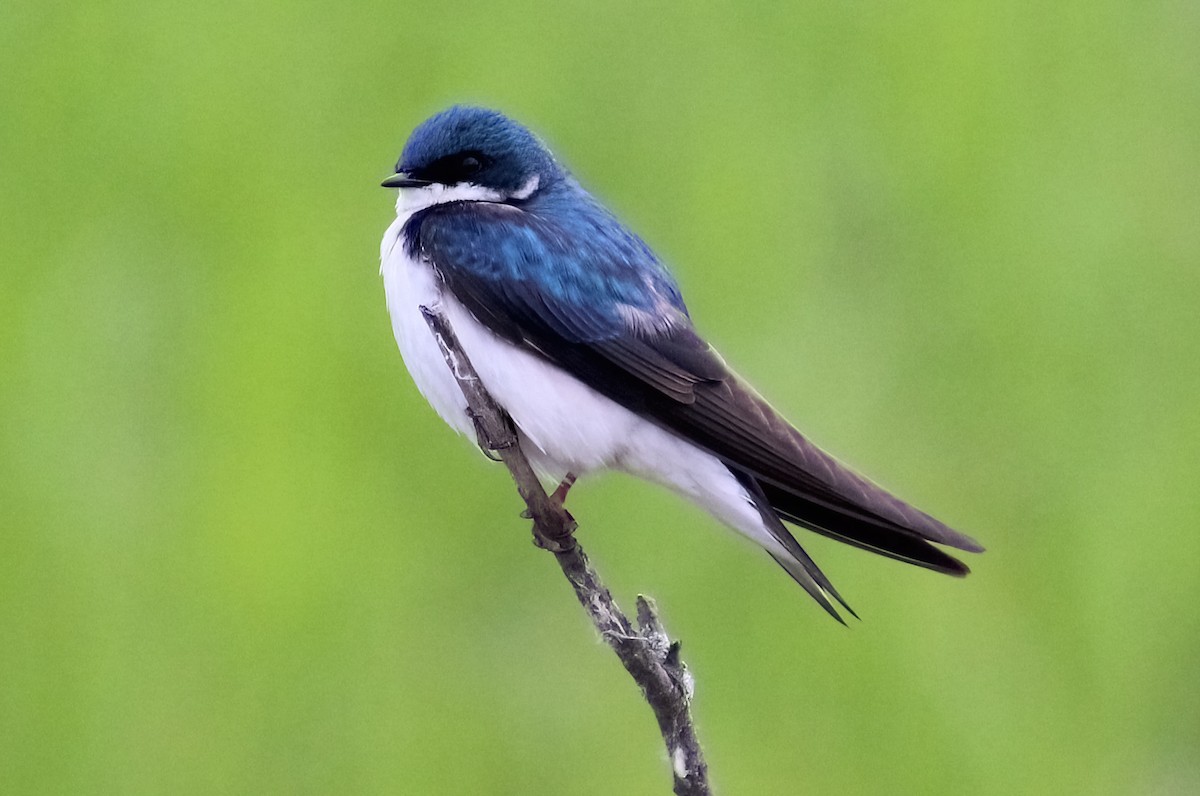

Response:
(382, 106), (558, 197)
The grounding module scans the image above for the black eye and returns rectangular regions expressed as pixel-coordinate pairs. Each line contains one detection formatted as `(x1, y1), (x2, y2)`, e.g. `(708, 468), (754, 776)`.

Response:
(423, 151), (490, 184)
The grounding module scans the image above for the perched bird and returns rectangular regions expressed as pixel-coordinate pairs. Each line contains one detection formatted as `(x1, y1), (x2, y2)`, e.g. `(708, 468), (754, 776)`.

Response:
(380, 106), (982, 621)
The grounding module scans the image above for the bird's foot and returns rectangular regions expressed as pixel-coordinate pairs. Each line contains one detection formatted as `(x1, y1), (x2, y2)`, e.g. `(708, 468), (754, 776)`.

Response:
(520, 472), (576, 519)
(520, 472), (578, 551)
(550, 472), (577, 506)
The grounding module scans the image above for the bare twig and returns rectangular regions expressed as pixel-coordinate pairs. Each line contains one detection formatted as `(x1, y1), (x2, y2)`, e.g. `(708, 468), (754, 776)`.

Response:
(420, 305), (711, 796)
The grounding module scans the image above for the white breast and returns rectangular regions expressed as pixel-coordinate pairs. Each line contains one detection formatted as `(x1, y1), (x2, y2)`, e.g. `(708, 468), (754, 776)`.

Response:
(379, 190), (777, 555)
(380, 211), (642, 480)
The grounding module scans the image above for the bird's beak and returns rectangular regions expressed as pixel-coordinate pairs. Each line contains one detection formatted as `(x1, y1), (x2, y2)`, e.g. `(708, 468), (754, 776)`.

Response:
(381, 172), (433, 189)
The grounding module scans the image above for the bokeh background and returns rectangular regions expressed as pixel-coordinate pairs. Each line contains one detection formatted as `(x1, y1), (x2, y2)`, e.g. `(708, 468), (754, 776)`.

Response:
(3, 2), (1198, 793)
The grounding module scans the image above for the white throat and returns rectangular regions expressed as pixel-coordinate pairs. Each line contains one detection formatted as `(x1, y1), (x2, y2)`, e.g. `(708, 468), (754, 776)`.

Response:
(393, 174), (541, 215)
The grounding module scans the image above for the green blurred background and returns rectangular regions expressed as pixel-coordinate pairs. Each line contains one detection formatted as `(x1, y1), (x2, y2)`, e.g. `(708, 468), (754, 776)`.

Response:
(3, 1), (1198, 793)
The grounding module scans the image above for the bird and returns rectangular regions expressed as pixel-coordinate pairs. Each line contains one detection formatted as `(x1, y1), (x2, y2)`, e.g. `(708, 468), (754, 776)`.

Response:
(379, 106), (982, 621)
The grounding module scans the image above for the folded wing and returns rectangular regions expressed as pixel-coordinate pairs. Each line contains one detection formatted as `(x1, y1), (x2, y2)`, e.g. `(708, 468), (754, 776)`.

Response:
(408, 200), (982, 616)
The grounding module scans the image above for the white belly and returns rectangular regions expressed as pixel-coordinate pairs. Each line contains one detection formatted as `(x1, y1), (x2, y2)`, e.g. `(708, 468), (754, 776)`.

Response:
(379, 201), (776, 553)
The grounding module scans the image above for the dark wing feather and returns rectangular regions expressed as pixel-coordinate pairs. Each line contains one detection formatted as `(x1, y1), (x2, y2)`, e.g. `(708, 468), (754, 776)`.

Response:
(409, 200), (982, 601)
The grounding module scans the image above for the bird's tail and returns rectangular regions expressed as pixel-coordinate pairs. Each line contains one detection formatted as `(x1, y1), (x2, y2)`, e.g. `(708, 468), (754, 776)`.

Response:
(727, 463), (981, 623)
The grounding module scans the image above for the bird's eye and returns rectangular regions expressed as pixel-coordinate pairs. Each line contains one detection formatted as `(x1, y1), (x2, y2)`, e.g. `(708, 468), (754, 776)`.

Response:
(424, 151), (489, 184)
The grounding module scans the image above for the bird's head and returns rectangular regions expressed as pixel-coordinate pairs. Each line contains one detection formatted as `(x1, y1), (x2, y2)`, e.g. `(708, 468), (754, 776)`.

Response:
(382, 106), (556, 203)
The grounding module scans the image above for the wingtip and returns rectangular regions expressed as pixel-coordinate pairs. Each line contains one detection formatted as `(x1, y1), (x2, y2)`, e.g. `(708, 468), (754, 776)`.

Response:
(936, 525), (986, 554)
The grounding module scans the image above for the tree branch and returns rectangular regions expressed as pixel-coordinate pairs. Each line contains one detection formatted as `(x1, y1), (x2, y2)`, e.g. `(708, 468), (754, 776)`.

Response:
(420, 304), (712, 796)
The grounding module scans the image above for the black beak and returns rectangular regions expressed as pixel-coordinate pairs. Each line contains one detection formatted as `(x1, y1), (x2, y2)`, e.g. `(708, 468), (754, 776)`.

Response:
(381, 172), (433, 189)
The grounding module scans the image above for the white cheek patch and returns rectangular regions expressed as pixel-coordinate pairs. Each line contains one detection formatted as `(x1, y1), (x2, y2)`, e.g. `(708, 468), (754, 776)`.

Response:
(509, 174), (540, 200)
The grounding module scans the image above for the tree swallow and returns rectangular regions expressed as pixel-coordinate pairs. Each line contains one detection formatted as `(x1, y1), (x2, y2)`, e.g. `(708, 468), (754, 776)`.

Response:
(380, 106), (982, 621)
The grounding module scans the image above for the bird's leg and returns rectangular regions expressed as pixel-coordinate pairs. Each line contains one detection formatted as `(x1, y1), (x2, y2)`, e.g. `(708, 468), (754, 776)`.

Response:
(521, 472), (578, 523)
(526, 473), (578, 550)
(551, 472), (577, 507)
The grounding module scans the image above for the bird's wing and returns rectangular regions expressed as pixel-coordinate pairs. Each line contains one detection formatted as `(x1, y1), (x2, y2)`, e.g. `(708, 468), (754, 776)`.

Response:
(408, 201), (982, 605)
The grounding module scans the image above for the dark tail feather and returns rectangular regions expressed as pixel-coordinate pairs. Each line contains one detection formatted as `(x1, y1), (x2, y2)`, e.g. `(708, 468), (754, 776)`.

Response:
(768, 550), (858, 624)
(732, 467), (857, 623)
(730, 463), (980, 621)
(759, 481), (972, 577)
